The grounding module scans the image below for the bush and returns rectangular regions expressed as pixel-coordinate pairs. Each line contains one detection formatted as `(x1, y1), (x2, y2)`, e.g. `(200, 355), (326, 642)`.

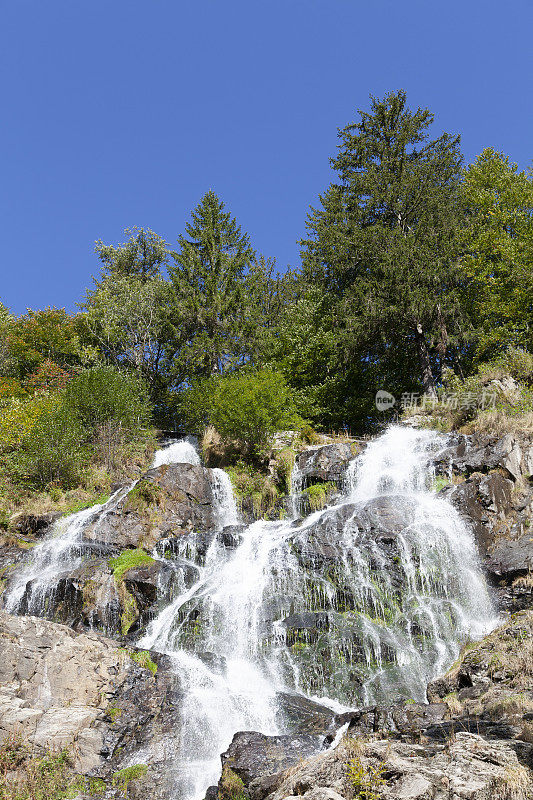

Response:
(64, 365), (151, 428)
(64, 366), (152, 469)
(19, 405), (87, 488)
(182, 369), (304, 457)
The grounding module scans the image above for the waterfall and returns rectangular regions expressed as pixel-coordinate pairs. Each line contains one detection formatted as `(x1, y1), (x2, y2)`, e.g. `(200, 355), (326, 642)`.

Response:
(138, 425), (497, 800)
(4, 439), (200, 615)
(3, 426), (498, 800)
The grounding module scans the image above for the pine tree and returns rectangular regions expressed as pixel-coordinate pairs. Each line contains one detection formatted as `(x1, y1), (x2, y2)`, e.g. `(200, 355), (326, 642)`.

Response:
(302, 90), (466, 398)
(169, 190), (256, 378)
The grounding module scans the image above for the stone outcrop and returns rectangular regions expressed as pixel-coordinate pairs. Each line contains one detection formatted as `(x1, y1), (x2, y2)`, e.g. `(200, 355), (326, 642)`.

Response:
(0, 610), (181, 799)
(435, 431), (533, 611)
(83, 462), (217, 550)
(295, 443), (356, 488)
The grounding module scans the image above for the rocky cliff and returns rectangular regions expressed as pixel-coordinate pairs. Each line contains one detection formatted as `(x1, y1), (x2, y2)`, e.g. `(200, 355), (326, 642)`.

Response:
(0, 429), (532, 800)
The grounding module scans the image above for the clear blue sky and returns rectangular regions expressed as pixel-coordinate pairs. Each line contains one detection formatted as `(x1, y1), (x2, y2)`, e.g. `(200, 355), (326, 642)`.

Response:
(1, 0), (532, 315)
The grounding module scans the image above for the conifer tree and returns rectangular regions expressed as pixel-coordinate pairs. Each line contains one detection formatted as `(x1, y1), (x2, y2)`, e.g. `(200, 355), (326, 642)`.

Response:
(302, 90), (466, 397)
(169, 190), (255, 378)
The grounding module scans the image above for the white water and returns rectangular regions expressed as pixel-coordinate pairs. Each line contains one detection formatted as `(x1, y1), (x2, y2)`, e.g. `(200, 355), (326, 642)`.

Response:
(138, 426), (497, 800)
(4, 427), (498, 800)
(152, 438), (200, 468)
(4, 439), (200, 614)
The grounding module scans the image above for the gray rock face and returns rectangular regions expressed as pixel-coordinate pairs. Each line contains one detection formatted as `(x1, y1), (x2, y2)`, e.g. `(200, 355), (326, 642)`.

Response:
(0, 610), (181, 798)
(436, 431), (533, 611)
(266, 733), (532, 800)
(83, 463), (217, 550)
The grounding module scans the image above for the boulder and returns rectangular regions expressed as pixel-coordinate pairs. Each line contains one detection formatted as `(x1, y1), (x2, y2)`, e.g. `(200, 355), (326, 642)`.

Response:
(83, 463), (217, 550)
(296, 444), (354, 487)
(220, 731), (323, 787)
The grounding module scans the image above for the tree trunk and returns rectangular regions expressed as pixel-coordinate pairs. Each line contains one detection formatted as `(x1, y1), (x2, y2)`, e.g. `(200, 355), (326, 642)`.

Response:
(415, 323), (437, 399)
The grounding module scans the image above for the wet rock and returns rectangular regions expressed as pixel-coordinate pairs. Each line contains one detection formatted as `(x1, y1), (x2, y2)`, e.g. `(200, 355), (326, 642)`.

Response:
(276, 692), (337, 735)
(296, 444), (354, 487)
(220, 731), (323, 787)
(9, 511), (61, 537)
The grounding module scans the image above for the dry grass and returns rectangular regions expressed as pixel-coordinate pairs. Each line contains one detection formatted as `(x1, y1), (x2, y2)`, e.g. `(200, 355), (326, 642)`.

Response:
(490, 764), (533, 800)
(461, 410), (533, 436)
(512, 572), (533, 590)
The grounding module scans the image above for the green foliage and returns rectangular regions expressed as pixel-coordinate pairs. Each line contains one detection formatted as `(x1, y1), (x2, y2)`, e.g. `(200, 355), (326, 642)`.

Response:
(64, 366), (151, 431)
(346, 755), (385, 800)
(275, 448), (296, 493)
(0, 733), (86, 800)
(169, 190), (256, 379)
(218, 765), (248, 800)
(182, 368), (304, 456)
(119, 586), (138, 636)
(123, 480), (162, 514)
(130, 649), (158, 675)
(461, 149), (533, 362)
(96, 227), (168, 280)
(111, 763), (148, 795)
(302, 90), (466, 404)
(227, 462), (279, 516)
(109, 549), (155, 584)
(303, 482), (336, 511)
(19, 405), (87, 489)
(81, 271), (174, 406)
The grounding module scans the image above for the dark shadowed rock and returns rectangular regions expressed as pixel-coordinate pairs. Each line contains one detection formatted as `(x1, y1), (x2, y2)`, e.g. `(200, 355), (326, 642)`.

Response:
(221, 731), (323, 787)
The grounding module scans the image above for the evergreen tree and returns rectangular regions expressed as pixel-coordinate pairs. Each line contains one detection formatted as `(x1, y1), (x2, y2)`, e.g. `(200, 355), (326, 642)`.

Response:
(461, 148), (533, 362)
(302, 90), (466, 400)
(168, 191), (256, 378)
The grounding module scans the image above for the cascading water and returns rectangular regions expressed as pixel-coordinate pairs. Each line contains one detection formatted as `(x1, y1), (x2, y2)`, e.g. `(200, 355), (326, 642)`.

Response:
(4, 438), (201, 615)
(138, 425), (498, 800)
(3, 426), (498, 800)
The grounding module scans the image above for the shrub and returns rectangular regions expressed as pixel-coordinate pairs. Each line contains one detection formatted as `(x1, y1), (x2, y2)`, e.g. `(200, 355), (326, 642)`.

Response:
(346, 755), (385, 800)
(19, 405), (87, 489)
(64, 366), (152, 469)
(64, 366), (151, 430)
(182, 369), (304, 458)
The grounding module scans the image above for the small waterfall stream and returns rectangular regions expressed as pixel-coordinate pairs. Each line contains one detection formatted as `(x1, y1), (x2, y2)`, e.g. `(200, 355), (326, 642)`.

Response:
(3, 427), (498, 800)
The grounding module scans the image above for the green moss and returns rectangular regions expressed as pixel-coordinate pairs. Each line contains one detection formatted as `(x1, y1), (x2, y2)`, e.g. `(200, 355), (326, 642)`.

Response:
(62, 492), (110, 516)
(112, 763), (148, 792)
(130, 649), (157, 675)
(119, 585), (138, 636)
(109, 548), (155, 584)
(106, 706), (122, 722)
(303, 482), (336, 511)
(123, 480), (162, 514)
(432, 476), (451, 493)
(88, 777), (107, 795)
(218, 765), (248, 800)
(276, 448), (295, 492)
